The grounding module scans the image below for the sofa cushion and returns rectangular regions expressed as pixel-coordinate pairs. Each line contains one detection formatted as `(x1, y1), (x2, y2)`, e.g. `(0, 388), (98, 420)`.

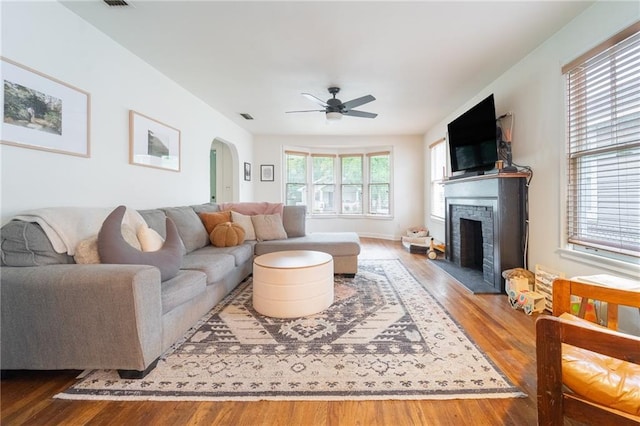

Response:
(180, 252), (236, 284)
(282, 205), (306, 238)
(251, 214), (287, 241)
(254, 232), (361, 257)
(163, 207), (208, 253)
(98, 206), (183, 281)
(161, 270), (207, 314)
(220, 202), (283, 216)
(0, 220), (74, 266)
(231, 211), (256, 240)
(211, 222), (245, 247)
(138, 209), (167, 238)
(191, 203), (221, 215)
(199, 211), (231, 235)
(190, 243), (254, 267)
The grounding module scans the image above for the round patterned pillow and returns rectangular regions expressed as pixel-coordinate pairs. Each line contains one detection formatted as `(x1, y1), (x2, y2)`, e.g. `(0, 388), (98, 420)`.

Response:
(210, 222), (246, 247)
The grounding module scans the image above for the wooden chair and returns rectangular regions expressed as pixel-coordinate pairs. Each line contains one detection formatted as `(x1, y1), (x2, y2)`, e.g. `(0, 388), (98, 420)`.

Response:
(536, 278), (640, 425)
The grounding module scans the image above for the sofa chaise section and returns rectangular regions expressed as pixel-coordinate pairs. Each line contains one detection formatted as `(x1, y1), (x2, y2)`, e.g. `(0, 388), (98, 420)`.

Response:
(254, 232), (360, 276)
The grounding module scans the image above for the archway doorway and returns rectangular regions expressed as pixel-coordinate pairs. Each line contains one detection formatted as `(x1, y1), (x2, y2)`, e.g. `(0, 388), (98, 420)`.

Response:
(210, 138), (239, 203)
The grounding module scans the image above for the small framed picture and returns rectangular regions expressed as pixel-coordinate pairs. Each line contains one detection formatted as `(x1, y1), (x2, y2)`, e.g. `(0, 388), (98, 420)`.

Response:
(1, 57), (90, 157)
(244, 162), (251, 181)
(260, 164), (274, 182)
(129, 110), (180, 172)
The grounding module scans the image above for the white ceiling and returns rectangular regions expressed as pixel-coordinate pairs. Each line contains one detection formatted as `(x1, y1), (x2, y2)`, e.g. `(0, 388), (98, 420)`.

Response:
(61, 0), (593, 136)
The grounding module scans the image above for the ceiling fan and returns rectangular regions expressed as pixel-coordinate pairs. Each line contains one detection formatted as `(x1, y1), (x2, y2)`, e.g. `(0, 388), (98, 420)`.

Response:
(286, 87), (377, 120)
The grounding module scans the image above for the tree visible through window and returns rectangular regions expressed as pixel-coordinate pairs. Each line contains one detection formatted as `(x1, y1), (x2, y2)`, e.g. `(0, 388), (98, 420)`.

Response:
(564, 23), (640, 260)
(312, 154), (336, 214)
(285, 152), (307, 206)
(341, 155), (363, 214)
(368, 152), (390, 215)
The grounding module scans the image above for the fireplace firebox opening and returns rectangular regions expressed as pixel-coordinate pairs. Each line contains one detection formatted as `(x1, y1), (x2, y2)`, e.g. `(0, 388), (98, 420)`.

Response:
(460, 218), (483, 271)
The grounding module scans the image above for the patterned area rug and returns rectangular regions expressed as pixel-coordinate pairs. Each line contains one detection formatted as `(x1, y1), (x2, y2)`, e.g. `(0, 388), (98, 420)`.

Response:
(56, 259), (525, 401)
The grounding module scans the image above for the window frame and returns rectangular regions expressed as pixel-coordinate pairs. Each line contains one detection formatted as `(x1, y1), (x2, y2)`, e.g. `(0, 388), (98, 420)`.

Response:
(429, 137), (447, 220)
(284, 151), (308, 208)
(284, 147), (393, 218)
(340, 154), (364, 215)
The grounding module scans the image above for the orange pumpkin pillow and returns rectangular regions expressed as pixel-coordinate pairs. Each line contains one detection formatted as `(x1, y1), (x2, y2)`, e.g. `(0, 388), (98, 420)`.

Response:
(210, 222), (246, 247)
(198, 211), (231, 234)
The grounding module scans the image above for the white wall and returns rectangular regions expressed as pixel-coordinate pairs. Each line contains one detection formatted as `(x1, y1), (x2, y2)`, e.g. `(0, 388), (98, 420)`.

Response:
(424, 1), (640, 279)
(0, 1), (254, 223)
(254, 134), (424, 239)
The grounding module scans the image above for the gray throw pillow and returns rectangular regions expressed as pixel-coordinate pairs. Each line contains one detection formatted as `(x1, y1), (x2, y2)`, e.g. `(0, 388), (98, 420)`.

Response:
(163, 207), (208, 253)
(282, 205), (306, 238)
(98, 205), (182, 281)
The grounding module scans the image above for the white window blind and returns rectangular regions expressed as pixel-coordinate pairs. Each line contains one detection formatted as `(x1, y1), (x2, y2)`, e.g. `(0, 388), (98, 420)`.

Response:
(564, 22), (640, 258)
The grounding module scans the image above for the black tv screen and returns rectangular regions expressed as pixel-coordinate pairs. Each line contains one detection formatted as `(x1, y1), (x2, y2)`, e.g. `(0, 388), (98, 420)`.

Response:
(447, 94), (497, 175)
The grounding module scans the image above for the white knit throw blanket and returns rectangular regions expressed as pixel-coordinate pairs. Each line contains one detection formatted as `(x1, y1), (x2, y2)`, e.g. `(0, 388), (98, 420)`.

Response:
(13, 207), (146, 255)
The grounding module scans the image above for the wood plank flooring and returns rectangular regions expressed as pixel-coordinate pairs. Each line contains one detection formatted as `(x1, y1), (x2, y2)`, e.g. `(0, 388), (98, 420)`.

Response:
(1, 238), (562, 425)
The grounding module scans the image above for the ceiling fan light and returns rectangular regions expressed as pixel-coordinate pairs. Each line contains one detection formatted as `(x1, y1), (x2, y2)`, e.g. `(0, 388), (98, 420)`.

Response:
(326, 111), (342, 121)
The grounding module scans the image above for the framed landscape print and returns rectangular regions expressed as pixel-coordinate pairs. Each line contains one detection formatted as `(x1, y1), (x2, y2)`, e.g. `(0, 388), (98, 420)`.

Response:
(1, 57), (90, 157)
(260, 164), (274, 181)
(129, 110), (181, 172)
(244, 162), (251, 181)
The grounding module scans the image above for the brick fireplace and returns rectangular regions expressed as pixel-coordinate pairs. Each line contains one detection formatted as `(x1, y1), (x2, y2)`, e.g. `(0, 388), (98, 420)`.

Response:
(444, 174), (527, 293)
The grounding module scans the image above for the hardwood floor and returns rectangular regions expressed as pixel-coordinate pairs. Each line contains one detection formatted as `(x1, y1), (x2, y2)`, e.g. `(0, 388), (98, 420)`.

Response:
(2, 238), (559, 425)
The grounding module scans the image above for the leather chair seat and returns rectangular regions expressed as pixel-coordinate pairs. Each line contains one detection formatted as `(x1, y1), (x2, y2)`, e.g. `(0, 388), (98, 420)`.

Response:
(560, 313), (640, 416)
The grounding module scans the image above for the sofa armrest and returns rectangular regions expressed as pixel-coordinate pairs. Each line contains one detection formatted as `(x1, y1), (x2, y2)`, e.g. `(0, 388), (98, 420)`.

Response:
(1, 264), (163, 371)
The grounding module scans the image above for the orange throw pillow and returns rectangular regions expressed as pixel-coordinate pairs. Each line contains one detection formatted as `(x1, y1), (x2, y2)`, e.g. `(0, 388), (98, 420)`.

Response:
(198, 211), (231, 234)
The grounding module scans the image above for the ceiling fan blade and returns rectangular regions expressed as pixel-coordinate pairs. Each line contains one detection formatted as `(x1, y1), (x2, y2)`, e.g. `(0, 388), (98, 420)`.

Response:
(343, 109), (377, 119)
(302, 93), (329, 108)
(285, 109), (325, 114)
(341, 94), (375, 110)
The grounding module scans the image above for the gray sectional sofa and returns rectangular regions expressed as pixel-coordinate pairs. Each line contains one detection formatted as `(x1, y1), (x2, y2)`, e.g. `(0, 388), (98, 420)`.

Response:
(0, 203), (360, 378)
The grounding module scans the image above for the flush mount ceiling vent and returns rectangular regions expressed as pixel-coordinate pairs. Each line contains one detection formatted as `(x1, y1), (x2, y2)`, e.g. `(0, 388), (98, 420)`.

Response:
(103, 0), (129, 6)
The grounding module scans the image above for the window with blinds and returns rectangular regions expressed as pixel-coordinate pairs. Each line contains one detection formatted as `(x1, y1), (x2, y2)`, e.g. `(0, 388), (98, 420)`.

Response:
(564, 22), (640, 259)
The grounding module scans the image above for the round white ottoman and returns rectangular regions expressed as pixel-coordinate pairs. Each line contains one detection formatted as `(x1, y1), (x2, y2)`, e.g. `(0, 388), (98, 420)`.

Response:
(252, 250), (334, 318)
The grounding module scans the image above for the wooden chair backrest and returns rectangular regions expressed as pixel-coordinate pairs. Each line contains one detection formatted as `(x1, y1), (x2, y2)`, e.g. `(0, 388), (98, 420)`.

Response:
(552, 278), (640, 331)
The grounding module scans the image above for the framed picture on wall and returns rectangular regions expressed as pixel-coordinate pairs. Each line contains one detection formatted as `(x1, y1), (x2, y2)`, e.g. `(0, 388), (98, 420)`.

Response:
(1, 57), (91, 157)
(260, 164), (274, 181)
(129, 110), (181, 172)
(244, 162), (251, 181)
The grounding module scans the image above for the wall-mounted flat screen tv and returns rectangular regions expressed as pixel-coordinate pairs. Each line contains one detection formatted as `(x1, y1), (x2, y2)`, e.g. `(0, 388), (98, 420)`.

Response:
(447, 94), (497, 176)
